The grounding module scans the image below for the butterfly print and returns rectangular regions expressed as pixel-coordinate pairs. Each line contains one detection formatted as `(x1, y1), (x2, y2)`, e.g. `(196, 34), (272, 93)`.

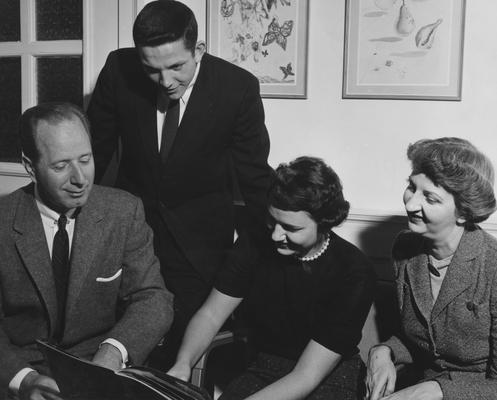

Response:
(220, 0), (235, 18)
(266, 0), (291, 11)
(262, 18), (293, 50)
(280, 62), (295, 79)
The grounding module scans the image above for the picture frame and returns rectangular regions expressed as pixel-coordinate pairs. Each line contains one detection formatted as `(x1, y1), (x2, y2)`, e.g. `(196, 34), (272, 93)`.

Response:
(207, 0), (308, 99)
(343, 0), (466, 100)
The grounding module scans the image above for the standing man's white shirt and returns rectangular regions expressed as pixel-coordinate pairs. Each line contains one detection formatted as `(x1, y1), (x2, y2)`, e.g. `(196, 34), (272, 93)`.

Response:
(156, 56), (202, 151)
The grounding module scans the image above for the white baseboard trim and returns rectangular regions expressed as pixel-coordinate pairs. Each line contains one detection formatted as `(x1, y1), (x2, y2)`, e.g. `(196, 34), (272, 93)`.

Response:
(347, 208), (497, 234)
(0, 162), (28, 178)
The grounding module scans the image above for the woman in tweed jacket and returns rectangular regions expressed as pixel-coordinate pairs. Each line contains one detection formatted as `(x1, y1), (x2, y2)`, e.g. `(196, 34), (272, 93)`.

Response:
(366, 137), (497, 400)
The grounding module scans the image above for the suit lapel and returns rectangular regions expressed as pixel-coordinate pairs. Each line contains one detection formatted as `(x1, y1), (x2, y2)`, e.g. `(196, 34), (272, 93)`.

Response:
(164, 55), (215, 164)
(431, 229), (479, 322)
(65, 189), (104, 318)
(406, 252), (433, 324)
(13, 186), (58, 333)
(135, 76), (161, 167)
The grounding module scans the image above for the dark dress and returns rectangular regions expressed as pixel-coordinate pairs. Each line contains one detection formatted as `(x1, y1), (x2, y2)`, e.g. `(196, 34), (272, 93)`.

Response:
(215, 231), (376, 399)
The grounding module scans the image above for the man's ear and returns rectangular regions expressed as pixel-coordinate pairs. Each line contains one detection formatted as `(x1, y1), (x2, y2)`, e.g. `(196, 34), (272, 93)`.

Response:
(194, 41), (206, 62)
(22, 154), (37, 183)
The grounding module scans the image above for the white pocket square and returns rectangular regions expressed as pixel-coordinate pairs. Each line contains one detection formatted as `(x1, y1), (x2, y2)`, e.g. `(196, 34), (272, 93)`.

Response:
(96, 268), (122, 282)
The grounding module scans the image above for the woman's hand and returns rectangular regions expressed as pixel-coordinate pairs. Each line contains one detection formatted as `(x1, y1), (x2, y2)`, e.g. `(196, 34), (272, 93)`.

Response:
(365, 345), (397, 400)
(167, 361), (192, 382)
(380, 381), (443, 400)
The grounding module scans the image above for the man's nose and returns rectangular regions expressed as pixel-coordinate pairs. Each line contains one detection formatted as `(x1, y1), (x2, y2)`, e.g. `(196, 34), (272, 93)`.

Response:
(70, 164), (86, 186)
(159, 70), (173, 88)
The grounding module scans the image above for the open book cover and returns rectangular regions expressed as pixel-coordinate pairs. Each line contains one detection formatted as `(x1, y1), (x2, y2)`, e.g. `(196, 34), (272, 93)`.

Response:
(37, 340), (212, 400)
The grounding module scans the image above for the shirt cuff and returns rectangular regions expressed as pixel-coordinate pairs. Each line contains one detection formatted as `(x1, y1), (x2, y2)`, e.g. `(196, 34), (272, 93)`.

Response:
(101, 338), (128, 368)
(9, 368), (36, 394)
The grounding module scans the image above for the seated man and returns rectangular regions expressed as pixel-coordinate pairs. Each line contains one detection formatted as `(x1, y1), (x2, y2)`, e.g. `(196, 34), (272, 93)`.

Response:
(0, 102), (173, 400)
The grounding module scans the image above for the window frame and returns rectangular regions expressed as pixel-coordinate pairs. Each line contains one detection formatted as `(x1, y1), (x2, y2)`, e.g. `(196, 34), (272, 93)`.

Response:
(0, 0), (118, 177)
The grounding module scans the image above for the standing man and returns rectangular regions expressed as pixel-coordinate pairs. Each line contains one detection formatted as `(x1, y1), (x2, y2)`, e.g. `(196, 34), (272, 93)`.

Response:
(0, 102), (173, 400)
(87, 0), (271, 365)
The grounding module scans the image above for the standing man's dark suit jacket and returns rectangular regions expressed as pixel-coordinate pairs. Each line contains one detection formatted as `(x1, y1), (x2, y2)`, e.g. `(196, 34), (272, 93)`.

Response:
(0, 184), (173, 398)
(87, 49), (271, 312)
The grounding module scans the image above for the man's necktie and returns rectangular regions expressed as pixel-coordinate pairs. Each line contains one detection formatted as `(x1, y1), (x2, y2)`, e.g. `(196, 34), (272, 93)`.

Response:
(428, 262), (441, 277)
(160, 98), (180, 162)
(52, 214), (69, 342)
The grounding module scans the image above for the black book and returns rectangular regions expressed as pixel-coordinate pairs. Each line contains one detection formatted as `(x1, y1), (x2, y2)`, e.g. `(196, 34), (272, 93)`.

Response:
(37, 340), (212, 400)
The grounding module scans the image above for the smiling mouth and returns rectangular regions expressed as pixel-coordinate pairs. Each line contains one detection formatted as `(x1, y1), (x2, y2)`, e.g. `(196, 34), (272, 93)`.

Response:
(67, 189), (87, 197)
(161, 86), (177, 94)
(407, 212), (424, 223)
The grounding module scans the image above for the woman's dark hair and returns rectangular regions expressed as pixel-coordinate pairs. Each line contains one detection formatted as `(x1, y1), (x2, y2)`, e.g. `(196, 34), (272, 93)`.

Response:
(133, 0), (198, 52)
(269, 156), (350, 232)
(408, 137), (496, 225)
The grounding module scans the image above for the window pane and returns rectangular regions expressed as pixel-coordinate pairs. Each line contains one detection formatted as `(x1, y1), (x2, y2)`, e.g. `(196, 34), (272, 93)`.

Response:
(36, 0), (82, 40)
(0, 57), (22, 162)
(37, 56), (83, 107)
(0, 0), (20, 42)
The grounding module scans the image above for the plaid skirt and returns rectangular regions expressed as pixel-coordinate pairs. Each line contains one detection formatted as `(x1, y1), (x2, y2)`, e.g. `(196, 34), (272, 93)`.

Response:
(219, 352), (365, 400)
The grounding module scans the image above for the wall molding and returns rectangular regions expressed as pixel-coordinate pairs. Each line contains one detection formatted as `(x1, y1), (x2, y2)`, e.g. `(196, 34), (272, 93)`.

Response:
(347, 209), (405, 223)
(0, 166), (496, 235)
(0, 162), (28, 178)
(347, 208), (497, 234)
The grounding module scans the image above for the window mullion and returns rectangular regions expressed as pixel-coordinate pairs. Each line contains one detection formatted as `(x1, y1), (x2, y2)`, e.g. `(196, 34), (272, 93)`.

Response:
(20, 0), (34, 111)
(28, 41), (82, 55)
(19, 0), (33, 43)
(21, 53), (35, 111)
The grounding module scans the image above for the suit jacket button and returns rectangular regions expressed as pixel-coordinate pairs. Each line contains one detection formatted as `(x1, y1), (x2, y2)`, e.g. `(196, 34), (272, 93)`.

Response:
(466, 302), (475, 311)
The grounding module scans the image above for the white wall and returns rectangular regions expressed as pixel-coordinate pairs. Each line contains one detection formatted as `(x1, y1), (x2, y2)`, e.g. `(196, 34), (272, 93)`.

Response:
(2, 0), (496, 354)
(2, 0), (497, 232)
(263, 1), (497, 221)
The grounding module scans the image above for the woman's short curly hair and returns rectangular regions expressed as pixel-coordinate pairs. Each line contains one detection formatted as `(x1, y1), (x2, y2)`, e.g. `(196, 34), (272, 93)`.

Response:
(268, 156), (350, 232)
(407, 137), (496, 225)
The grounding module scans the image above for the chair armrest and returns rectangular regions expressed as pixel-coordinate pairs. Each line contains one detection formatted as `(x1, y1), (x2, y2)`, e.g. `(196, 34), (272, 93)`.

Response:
(190, 330), (235, 388)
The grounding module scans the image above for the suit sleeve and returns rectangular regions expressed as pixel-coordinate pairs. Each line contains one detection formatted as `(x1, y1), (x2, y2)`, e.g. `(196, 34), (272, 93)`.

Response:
(230, 74), (272, 228)
(106, 197), (174, 365)
(87, 52), (120, 183)
(0, 294), (34, 395)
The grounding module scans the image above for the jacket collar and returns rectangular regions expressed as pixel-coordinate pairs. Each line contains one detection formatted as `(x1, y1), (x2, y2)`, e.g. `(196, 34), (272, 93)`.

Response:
(136, 53), (215, 166)
(13, 184), (105, 336)
(65, 187), (105, 318)
(430, 228), (480, 321)
(406, 228), (481, 323)
(13, 184), (58, 334)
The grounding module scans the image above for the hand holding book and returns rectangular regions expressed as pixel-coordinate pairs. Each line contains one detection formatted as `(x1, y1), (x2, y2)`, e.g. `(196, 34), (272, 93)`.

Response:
(37, 340), (212, 400)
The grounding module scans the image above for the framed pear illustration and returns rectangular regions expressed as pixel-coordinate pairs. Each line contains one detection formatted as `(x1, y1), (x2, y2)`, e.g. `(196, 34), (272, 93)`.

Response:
(343, 0), (466, 100)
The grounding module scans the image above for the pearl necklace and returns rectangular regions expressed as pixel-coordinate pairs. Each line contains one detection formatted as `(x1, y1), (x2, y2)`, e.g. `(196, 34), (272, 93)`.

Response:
(297, 234), (331, 262)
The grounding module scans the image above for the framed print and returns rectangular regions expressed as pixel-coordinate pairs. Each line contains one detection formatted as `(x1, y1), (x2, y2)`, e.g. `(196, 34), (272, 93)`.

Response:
(208, 0), (308, 98)
(343, 0), (466, 100)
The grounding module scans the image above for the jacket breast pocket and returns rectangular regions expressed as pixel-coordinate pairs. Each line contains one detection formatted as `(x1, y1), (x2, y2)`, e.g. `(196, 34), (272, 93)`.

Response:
(96, 268), (122, 283)
(439, 298), (490, 361)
